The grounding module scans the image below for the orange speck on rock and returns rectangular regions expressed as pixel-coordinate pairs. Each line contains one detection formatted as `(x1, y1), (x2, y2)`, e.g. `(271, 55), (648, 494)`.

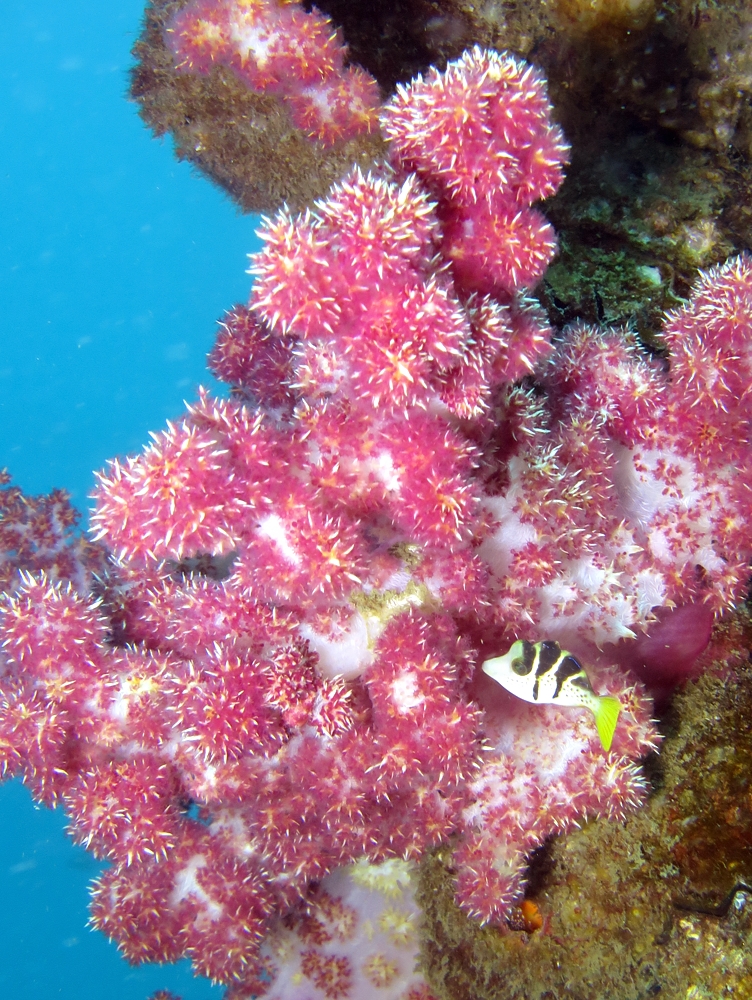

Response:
(520, 898), (544, 932)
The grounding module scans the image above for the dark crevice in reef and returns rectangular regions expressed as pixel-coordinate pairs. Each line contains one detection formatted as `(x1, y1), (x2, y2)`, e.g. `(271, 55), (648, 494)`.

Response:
(302, 0), (474, 91)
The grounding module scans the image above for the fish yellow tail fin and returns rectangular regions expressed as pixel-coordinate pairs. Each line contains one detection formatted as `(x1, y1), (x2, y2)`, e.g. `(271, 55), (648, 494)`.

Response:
(593, 695), (621, 752)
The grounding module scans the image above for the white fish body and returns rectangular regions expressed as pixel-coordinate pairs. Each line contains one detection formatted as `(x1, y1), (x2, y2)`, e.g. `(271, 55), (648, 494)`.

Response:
(481, 639), (621, 751)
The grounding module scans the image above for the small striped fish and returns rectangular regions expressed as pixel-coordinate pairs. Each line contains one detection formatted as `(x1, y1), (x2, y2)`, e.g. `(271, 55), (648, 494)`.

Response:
(481, 639), (621, 751)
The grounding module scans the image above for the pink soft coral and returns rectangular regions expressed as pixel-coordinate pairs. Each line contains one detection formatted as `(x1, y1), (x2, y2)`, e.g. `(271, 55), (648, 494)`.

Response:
(166, 0), (380, 145)
(9, 48), (752, 1000)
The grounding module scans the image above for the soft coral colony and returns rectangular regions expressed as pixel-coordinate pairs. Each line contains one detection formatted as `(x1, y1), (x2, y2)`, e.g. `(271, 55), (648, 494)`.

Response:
(166, 0), (381, 145)
(1, 42), (752, 1000)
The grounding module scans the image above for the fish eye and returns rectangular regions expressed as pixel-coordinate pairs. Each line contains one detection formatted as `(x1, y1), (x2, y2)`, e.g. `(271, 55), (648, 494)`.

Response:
(511, 657), (527, 675)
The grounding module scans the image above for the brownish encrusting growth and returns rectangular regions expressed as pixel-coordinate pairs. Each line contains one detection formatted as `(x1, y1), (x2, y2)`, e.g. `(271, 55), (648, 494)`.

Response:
(130, 0), (386, 212)
(417, 608), (752, 1000)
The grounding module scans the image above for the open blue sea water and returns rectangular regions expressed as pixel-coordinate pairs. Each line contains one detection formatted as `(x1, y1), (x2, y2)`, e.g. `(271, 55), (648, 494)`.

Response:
(1, 2), (262, 995)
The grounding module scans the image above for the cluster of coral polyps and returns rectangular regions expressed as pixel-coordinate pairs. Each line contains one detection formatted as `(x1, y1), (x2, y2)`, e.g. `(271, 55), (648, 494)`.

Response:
(0, 471), (107, 594)
(165, 0), (381, 145)
(481, 256), (752, 654)
(0, 46), (750, 999)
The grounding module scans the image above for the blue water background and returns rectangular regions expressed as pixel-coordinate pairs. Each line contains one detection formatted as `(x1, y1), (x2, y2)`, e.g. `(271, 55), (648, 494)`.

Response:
(1, 2), (263, 995)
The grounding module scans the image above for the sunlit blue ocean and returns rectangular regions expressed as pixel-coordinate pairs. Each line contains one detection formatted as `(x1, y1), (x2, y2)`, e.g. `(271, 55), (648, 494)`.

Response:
(1, 3), (262, 995)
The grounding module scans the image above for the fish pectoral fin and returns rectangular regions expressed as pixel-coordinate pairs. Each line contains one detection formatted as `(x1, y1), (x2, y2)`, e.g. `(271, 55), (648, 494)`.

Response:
(592, 695), (621, 752)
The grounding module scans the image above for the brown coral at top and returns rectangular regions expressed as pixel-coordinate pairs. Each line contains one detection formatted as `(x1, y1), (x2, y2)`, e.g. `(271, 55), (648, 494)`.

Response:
(130, 0), (386, 212)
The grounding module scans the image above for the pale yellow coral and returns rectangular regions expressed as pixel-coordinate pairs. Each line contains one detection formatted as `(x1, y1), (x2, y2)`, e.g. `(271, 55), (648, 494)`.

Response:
(347, 857), (416, 897)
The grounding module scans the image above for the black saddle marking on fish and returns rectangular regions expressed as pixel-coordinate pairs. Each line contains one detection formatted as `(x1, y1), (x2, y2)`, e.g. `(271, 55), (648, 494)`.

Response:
(569, 673), (592, 691)
(553, 654), (587, 699)
(537, 641), (561, 673)
(532, 640), (561, 700)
